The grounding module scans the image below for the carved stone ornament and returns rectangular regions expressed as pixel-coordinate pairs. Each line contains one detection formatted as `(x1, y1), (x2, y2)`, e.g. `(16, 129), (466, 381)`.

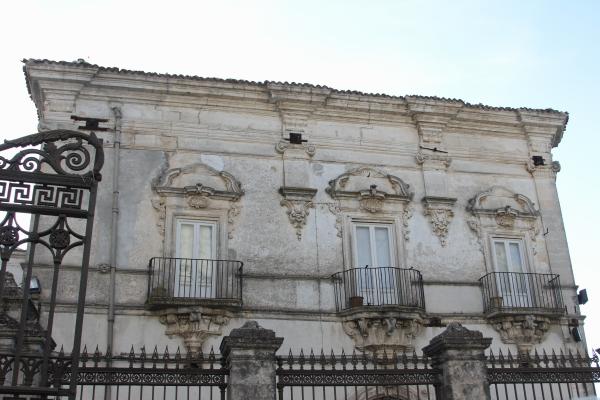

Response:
(326, 202), (343, 238)
(327, 167), (413, 203)
(275, 140), (316, 157)
(342, 316), (423, 354)
(422, 197), (456, 247)
(151, 160), (244, 238)
(359, 185), (386, 213)
(489, 314), (552, 354)
(402, 205), (413, 241)
(415, 151), (452, 168)
(159, 310), (230, 353)
(279, 187), (317, 240)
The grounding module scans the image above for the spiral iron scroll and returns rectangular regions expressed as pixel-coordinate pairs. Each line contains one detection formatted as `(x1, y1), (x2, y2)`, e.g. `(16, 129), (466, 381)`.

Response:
(0, 130), (104, 181)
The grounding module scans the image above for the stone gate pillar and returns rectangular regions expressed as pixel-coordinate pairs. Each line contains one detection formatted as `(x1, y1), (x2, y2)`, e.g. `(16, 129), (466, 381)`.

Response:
(220, 321), (283, 400)
(423, 322), (492, 400)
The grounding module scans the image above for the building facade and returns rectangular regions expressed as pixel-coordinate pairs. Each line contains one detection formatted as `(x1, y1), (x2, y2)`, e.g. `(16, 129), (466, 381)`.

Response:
(22, 59), (583, 358)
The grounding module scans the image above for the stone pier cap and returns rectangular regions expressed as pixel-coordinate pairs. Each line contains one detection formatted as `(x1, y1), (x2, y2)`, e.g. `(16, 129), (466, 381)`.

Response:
(220, 321), (284, 357)
(423, 322), (492, 356)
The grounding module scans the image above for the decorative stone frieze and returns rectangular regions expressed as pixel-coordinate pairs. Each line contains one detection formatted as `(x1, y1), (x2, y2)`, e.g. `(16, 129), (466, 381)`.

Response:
(158, 309), (231, 353)
(489, 314), (552, 354)
(422, 197), (456, 247)
(279, 187), (317, 240)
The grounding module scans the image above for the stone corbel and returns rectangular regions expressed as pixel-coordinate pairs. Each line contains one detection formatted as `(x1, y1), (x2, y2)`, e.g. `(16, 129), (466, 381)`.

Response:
(159, 310), (230, 353)
(415, 151), (452, 169)
(275, 140), (316, 157)
(279, 187), (317, 240)
(422, 197), (456, 247)
(489, 314), (552, 354)
(342, 315), (423, 354)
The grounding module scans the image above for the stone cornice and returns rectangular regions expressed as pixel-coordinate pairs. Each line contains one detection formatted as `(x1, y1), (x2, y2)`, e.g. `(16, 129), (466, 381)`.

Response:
(24, 59), (569, 147)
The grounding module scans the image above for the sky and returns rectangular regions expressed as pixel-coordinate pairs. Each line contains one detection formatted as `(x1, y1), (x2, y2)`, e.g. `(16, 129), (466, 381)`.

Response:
(1, 0), (599, 353)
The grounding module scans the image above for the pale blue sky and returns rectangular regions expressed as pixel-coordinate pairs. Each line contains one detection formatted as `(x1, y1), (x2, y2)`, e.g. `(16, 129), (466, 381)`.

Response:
(1, 0), (598, 350)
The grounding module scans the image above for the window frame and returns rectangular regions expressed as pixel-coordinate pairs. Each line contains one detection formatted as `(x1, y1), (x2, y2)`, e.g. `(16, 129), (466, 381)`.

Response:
(351, 222), (396, 269)
(490, 236), (529, 274)
(175, 218), (218, 260)
(342, 214), (405, 271)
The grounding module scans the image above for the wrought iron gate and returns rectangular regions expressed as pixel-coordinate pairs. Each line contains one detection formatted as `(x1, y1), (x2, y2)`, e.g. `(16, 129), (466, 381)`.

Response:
(0, 130), (104, 398)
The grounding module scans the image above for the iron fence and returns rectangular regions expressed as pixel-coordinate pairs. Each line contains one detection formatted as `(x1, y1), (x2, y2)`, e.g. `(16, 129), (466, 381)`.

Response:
(147, 257), (243, 309)
(332, 267), (425, 312)
(0, 346), (228, 400)
(480, 272), (565, 314)
(276, 349), (439, 400)
(487, 348), (599, 400)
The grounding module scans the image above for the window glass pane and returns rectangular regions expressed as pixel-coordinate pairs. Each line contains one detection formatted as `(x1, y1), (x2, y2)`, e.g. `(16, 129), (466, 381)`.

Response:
(374, 227), (391, 268)
(179, 223), (194, 259)
(509, 242), (524, 273)
(356, 226), (372, 267)
(198, 225), (213, 259)
(494, 241), (508, 272)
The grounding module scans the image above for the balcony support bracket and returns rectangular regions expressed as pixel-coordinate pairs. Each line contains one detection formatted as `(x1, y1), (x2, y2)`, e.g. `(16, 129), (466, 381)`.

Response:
(157, 307), (232, 353)
(341, 309), (424, 355)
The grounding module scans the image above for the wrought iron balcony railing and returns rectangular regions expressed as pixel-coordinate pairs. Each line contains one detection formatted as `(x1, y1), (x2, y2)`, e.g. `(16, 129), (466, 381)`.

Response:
(332, 267), (426, 312)
(147, 257), (243, 309)
(479, 272), (565, 315)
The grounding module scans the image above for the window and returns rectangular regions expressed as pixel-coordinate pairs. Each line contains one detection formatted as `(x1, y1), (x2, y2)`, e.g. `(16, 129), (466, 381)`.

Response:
(174, 219), (217, 298)
(491, 238), (531, 307)
(352, 223), (395, 268)
(351, 223), (398, 305)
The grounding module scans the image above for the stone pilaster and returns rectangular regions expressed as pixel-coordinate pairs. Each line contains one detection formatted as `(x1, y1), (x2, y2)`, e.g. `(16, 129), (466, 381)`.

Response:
(220, 321), (283, 400)
(423, 322), (492, 400)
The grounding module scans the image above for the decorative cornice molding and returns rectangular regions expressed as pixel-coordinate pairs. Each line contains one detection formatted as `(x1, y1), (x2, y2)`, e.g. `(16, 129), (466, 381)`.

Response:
(24, 60), (569, 143)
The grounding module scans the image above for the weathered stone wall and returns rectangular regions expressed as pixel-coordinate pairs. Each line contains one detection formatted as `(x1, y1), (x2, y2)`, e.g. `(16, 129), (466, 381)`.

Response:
(21, 60), (583, 357)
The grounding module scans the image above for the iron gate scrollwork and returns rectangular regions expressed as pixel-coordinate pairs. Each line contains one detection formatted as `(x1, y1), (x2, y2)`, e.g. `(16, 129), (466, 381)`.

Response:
(0, 129), (104, 398)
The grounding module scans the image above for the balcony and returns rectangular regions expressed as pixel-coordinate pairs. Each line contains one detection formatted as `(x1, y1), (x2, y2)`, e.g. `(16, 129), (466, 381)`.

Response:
(479, 272), (565, 316)
(146, 257), (243, 310)
(332, 267), (426, 313)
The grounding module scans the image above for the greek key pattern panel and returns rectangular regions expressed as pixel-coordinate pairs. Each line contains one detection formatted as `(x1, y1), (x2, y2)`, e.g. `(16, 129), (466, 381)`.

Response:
(0, 181), (85, 210)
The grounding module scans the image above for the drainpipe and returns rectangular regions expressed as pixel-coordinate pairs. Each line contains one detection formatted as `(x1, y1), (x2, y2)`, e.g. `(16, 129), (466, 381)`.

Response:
(107, 106), (122, 361)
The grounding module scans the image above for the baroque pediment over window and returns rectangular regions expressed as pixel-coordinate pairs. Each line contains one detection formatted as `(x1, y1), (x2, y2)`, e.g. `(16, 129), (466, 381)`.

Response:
(153, 162), (243, 202)
(326, 167), (414, 245)
(467, 186), (538, 221)
(326, 167), (413, 214)
(467, 186), (542, 252)
(151, 160), (244, 240)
